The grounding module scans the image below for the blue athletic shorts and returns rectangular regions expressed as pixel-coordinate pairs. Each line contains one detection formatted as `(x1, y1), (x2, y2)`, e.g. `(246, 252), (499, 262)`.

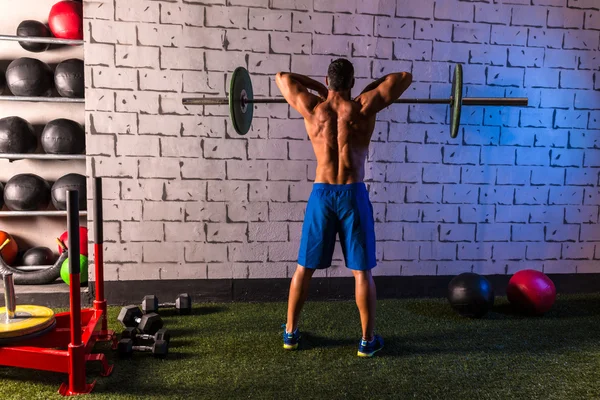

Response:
(298, 183), (377, 271)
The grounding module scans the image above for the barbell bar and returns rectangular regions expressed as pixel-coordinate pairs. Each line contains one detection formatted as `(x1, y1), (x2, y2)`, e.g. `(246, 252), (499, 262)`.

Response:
(182, 64), (528, 139)
(183, 97), (528, 106)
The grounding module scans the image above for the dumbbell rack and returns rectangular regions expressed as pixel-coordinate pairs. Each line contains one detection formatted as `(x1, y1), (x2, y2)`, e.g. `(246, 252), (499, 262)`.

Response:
(0, 178), (117, 396)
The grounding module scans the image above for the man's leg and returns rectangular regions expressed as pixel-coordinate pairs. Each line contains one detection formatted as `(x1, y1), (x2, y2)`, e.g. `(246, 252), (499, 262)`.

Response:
(285, 184), (335, 350)
(352, 269), (377, 341)
(338, 185), (381, 356)
(353, 268), (383, 357)
(285, 265), (315, 333)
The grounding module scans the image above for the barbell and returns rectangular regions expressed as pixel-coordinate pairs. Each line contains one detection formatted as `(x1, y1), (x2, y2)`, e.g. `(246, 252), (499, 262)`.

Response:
(182, 64), (528, 138)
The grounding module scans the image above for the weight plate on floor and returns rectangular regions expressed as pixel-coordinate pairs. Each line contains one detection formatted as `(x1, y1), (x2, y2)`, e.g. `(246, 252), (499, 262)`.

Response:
(229, 67), (254, 136)
(0, 305), (55, 339)
(450, 63), (463, 139)
(0, 319), (56, 345)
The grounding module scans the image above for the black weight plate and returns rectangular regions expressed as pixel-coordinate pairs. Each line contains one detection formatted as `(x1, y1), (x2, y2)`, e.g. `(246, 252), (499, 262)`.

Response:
(450, 64), (463, 139)
(229, 67), (253, 136)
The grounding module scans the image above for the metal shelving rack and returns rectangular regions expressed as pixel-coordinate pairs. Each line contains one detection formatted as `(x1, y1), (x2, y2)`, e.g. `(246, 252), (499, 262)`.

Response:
(0, 32), (87, 274)
(0, 96), (84, 103)
(0, 34), (83, 46)
(0, 211), (88, 217)
(0, 34), (84, 103)
(0, 154), (85, 160)
(0, 209), (88, 270)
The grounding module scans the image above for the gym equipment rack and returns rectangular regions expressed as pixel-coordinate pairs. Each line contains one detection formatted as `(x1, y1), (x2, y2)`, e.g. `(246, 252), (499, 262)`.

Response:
(0, 177), (117, 396)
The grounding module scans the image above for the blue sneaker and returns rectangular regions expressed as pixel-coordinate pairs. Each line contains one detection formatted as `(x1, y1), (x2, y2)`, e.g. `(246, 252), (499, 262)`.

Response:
(357, 335), (384, 357)
(282, 325), (301, 350)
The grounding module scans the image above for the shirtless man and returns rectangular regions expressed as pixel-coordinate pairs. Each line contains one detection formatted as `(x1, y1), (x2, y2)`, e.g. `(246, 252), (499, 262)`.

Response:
(275, 59), (412, 357)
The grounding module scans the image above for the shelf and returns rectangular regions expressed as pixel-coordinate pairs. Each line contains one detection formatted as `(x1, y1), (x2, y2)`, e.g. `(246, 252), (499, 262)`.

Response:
(0, 96), (84, 103)
(0, 34), (83, 46)
(0, 211), (88, 217)
(0, 153), (86, 160)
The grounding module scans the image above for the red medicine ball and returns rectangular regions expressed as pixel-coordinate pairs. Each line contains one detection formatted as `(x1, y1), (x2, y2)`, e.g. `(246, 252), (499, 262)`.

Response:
(58, 226), (89, 257)
(48, 1), (83, 40)
(506, 269), (556, 315)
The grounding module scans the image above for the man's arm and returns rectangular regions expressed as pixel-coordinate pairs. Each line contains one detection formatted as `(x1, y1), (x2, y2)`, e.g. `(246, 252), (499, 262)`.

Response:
(355, 72), (413, 116)
(275, 72), (328, 118)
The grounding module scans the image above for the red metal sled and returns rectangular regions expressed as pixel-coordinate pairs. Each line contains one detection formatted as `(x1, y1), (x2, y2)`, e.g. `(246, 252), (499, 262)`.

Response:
(0, 178), (116, 396)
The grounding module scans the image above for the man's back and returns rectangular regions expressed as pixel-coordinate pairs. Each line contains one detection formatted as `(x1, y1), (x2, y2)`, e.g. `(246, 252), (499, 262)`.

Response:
(306, 96), (375, 185)
(275, 68), (411, 185)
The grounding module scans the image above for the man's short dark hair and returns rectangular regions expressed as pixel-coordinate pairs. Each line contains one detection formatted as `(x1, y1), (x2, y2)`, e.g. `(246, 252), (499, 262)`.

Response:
(327, 59), (354, 91)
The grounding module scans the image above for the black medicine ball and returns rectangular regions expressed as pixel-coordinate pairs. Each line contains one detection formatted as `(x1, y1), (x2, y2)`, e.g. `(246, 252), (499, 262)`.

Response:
(0, 182), (4, 210)
(0, 116), (37, 154)
(0, 70), (5, 95)
(3, 173), (51, 211)
(51, 173), (87, 211)
(22, 246), (55, 266)
(17, 20), (51, 53)
(447, 272), (495, 318)
(6, 58), (53, 97)
(41, 119), (85, 154)
(54, 59), (84, 98)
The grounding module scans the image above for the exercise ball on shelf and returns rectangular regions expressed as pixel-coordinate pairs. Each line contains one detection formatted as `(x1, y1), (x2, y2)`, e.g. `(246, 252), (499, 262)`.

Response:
(0, 116), (37, 154)
(5, 57), (53, 97)
(3, 173), (51, 211)
(0, 69), (5, 94)
(41, 118), (85, 154)
(58, 226), (88, 257)
(0, 230), (19, 265)
(448, 272), (495, 318)
(16, 20), (51, 53)
(507, 269), (556, 315)
(0, 182), (3, 209)
(60, 254), (88, 285)
(48, 1), (83, 40)
(54, 59), (84, 98)
(22, 246), (55, 266)
(51, 173), (87, 211)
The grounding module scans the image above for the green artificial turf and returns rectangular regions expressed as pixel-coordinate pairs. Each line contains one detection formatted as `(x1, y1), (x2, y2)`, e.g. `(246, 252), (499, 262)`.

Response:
(1, 294), (600, 399)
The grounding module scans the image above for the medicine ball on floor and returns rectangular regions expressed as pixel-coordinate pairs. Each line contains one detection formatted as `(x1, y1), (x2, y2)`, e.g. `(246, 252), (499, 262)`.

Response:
(3, 173), (51, 211)
(51, 173), (86, 211)
(48, 1), (83, 40)
(16, 20), (51, 53)
(448, 272), (495, 318)
(41, 119), (85, 154)
(22, 246), (55, 266)
(58, 227), (88, 257)
(54, 59), (84, 98)
(507, 270), (556, 315)
(0, 230), (18, 265)
(0, 116), (37, 154)
(5, 58), (53, 97)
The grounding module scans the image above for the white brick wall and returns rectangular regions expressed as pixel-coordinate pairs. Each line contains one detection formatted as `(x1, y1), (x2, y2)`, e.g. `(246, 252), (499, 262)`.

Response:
(84, 0), (600, 281)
